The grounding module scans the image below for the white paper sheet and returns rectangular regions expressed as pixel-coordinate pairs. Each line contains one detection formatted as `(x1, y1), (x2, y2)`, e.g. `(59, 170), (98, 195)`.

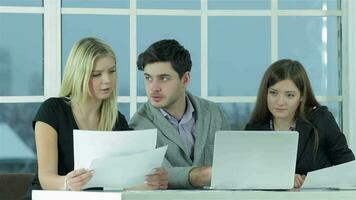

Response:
(302, 160), (356, 189)
(73, 129), (157, 169)
(84, 146), (167, 189)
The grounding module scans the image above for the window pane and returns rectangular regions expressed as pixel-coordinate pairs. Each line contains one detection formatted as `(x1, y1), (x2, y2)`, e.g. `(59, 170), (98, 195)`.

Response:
(0, 0), (42, 6)
(0, 103), (39, 173)
(219, 103), (255, 130)
(137, 16), (201, 96)
(279, 17), (340, 96)
(0, 14), (43, 96)
(324, 102), (341, 127)
(208, 17), (271, 96)
(278, 0), (340, 10)
(62, 0), (129, 8)
(62, 15), (130, 96)
(137, 0), (200, 9)
(208, 0), (270, 10)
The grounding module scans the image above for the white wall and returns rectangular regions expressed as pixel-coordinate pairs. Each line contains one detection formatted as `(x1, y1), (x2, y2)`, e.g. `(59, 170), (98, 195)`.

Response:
(344, 0), (356, 152)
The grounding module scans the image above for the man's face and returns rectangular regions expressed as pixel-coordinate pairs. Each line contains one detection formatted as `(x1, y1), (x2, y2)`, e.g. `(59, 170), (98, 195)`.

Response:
(143, 61), (190, 113)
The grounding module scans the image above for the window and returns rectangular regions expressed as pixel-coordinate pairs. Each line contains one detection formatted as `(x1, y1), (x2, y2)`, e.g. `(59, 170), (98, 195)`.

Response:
(1, 0), (354, 173)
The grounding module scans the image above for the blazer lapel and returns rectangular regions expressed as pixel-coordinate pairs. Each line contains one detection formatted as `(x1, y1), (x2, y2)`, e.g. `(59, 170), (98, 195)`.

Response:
(148, 103), (192, 161)
(193, 112), (209, 164)
(188, 93), (210, 164)
(295, 118), (314, 163)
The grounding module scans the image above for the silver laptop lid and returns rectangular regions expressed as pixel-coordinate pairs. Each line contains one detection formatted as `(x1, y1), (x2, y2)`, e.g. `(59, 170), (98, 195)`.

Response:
(211, 131), (299, 190)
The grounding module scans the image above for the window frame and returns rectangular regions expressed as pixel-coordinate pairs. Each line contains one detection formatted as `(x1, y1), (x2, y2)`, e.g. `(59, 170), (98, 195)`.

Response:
(0, 0), (354, 151)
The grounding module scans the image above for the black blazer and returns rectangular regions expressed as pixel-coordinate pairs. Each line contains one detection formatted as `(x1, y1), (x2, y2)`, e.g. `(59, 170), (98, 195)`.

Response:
(245, 106), (355, 175)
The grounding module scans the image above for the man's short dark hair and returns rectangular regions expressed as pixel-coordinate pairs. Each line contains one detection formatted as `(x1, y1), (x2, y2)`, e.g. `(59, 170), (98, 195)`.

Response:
(137, 39), (192, 78)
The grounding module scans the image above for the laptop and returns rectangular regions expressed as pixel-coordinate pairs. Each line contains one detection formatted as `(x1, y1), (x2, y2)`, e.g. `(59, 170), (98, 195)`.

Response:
(210, 130), (299, 190)
(302, 160), (356, 189)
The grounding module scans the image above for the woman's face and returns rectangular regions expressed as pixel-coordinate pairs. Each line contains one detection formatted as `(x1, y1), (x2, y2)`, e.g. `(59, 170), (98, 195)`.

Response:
(88, 56), (116, 101)
(267, 79), (302, 122)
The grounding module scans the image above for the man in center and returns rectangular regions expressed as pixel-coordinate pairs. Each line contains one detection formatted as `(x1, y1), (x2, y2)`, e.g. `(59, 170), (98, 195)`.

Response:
(129, 39), (229, 189)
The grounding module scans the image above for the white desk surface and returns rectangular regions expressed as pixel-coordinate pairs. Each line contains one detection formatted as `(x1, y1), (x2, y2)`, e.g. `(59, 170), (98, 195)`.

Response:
(33, 189), (356, 200)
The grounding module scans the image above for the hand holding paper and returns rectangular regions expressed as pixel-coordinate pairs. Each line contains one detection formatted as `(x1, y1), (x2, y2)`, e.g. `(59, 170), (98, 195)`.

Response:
(85, 146), (167, 189)
(73, 129), (167, 189)
(65, 168), (94, 191)
(74, 129), (157, 169)
(144, 167), (169, 190)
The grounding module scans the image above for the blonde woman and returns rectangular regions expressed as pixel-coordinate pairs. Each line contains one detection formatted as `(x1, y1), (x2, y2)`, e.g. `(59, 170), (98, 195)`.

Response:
(24, 37), (167, 199)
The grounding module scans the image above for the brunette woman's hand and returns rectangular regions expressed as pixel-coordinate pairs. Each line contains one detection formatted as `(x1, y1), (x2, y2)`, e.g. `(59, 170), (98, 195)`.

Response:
(294, 174), (306, 188)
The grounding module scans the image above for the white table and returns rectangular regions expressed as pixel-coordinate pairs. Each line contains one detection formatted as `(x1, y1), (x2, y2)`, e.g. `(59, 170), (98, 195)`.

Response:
(33, 189), (356, 200)
(126, 189), (356, 200)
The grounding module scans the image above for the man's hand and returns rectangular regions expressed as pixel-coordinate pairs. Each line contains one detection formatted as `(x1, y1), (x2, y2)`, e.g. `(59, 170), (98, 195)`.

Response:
(144, 167), (169, 190)
(189, 166), (212, 187)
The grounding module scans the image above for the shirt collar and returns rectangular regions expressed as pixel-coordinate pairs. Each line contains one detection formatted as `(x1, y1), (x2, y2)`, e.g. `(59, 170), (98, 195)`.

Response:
(270, 118), (296, 131)
(160, 96), (195, 124)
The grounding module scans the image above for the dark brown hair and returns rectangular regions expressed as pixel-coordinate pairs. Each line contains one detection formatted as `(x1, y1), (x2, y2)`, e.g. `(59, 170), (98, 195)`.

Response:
(136, 39), (192, 79)
(249, 59), (321, 154)
(249, 59), (320, 124)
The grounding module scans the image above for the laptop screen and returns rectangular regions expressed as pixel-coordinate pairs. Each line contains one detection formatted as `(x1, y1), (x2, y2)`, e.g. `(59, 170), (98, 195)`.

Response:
(210, 131), (298, 190)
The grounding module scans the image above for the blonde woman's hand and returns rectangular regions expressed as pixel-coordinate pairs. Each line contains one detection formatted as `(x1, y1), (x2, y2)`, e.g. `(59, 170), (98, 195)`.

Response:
(65, 168), (94, 191)
(144, 167), (168, 190)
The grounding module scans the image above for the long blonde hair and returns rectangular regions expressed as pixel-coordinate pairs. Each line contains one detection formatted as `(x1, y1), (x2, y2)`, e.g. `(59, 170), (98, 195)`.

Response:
(59, 37), (118, 131)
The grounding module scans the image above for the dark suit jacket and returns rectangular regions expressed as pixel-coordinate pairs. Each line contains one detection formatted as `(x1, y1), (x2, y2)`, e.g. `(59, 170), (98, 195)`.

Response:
(245, 106), (355, 175)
